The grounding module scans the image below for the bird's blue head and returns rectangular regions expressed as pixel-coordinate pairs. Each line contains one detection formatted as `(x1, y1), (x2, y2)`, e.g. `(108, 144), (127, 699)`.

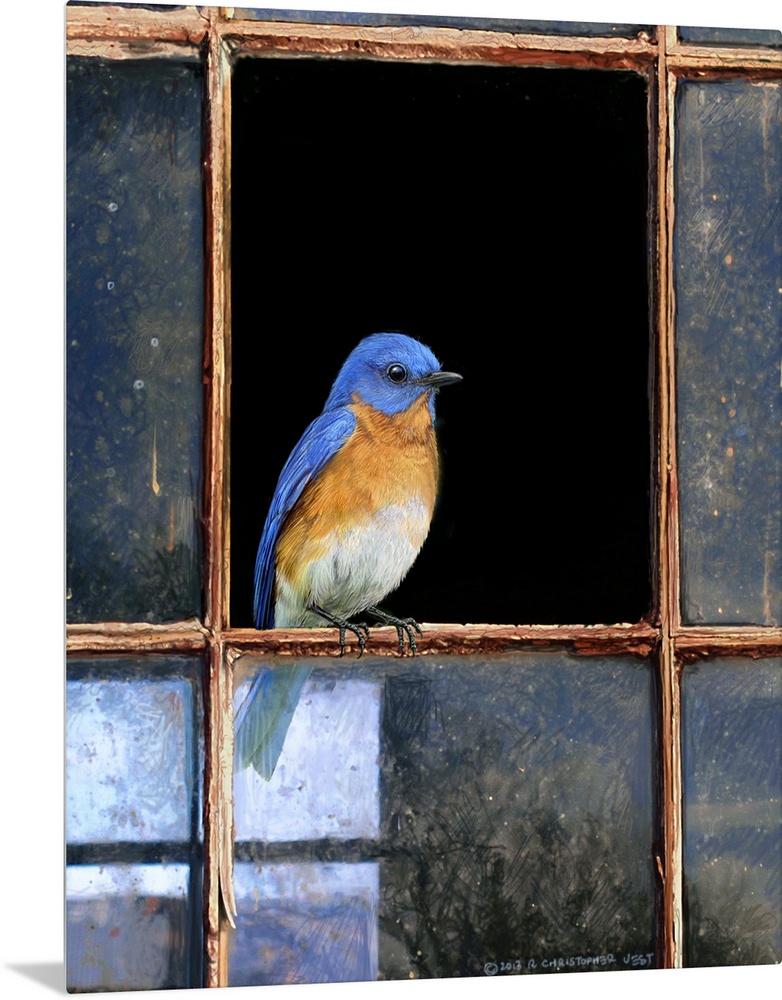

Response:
(324, 332), (462, 416)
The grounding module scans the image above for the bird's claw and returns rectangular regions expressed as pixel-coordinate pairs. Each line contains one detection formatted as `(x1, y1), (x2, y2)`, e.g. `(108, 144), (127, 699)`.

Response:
(311, 604), (422, 656)
(337, 621), (370, 658)
(366, 607), (423, 655)
(311, 604), (370, 657)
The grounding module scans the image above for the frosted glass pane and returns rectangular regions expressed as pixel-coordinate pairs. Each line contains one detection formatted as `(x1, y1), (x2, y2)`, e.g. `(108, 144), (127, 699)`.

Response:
(66, 864), (193, 991)
(675, 79), (782, 625)
(66, 657), (203, 990)
(234, 673), (380, 842)
(66, 658), (201, 844)
(682, 658), (782, 966)
(231, 862), (378, 986)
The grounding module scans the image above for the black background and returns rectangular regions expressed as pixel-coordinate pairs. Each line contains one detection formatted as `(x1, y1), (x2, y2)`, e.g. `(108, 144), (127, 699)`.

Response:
(230, 57), (651, 627)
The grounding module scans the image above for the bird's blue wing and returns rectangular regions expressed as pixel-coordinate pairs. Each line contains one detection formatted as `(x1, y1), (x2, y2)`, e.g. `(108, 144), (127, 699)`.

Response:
(253, 406), (356, 628)
(234, 665), (312, 779)
(243, 406), (356, 781)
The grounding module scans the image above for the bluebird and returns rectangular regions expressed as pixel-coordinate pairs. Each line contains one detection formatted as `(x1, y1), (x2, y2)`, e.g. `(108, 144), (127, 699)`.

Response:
(234, 332), (461, 778)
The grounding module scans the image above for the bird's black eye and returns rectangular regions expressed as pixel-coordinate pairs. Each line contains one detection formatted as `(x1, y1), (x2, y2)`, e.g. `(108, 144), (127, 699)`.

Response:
(387, 363), (408, 384)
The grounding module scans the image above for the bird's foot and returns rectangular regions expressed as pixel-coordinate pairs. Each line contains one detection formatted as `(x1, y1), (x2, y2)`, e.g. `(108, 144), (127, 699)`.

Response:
(310, 604), (370, 657)
(366, 606), (423, 655)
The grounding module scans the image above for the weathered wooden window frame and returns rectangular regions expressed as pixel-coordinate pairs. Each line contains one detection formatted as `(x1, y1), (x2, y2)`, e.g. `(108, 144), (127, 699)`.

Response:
(65, 5), (782, 987)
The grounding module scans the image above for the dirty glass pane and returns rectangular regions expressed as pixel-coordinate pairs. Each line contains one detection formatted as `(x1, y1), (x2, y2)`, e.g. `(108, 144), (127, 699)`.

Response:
(230, 654), (655, 984)
(66, 57), (204, 624)
(66, 658), (202, 844)
(66, 865), (195, 991)
(230, 9), (653, 37)
(234, 673), (380, 842)
(66, 657), (203, 991)
(682, 657), (782, 967)
(232, 862), (379, 986)
(675, 79), (782, 626)
(678, 26), (782, 49)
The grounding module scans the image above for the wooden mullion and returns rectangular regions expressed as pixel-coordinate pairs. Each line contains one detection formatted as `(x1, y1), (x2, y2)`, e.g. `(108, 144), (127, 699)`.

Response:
(66, 2), (209, 43)
(668, 62), (782, 83)
(221, 622), (659, 658)
(674, 627), (782, 661)
(657, 34), (782, 961)
(223, 18), (658, 70)
(66, 620), (208, 654)
(666, 35), (782, 72)
(657, 637), (683, 967)
(203, 639), (225, 987)
(203, 13), (232, 636)
(66, 37), (202, 58)
(201, 12), (235, 988)
(654, 25), (684, 970)
(658, 25), (681, 642)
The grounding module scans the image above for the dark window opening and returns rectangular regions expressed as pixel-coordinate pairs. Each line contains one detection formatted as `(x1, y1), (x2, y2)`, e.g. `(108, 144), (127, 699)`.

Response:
(230, 57), (651, 628)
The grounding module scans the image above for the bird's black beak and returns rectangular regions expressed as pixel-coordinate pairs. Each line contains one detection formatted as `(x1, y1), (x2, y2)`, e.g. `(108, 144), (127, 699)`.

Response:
(413, 370), (463, 389)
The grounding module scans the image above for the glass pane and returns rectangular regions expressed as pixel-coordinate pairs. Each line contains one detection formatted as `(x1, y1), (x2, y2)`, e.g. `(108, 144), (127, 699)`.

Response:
(682, 657), (782, 966)
(675, 79), (782, 626)
(678, 26), (782, 48)
(234, 674), (380, 842)
(232, 862), (379, 986)
(230, 654), (656, 983)
(66, 657), (203, 990)
(66, 659), (202, 844)
(230, 8), (654, 37)
(66, 864), (196, 991)
(66, 57), (204, 624)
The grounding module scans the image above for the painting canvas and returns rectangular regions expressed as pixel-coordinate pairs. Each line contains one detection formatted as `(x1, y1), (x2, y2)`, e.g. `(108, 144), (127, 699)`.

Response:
(62, 1), (780, 994)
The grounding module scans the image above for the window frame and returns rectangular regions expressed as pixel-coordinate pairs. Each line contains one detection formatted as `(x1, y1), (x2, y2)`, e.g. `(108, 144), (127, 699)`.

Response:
(65, 4), (782, 986)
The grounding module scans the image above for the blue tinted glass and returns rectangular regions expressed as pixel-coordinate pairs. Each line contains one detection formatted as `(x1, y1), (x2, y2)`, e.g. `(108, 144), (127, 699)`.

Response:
(234, 673), (380, 842)
(232, 862), (379, 986)
(66, 656), (203, 990)
(66, 864), (195, 991)
(66, 57), (204, 624)
(230, 654), (655, 983)
(67, 668), (200, 844)
(682, 658), (782, 966)
(678, 26), (782, 49)
(675, 79), (782, 626)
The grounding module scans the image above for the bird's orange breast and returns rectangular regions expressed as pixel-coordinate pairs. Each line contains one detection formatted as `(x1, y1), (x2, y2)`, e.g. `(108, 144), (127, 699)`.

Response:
(275, 392), (439, 591)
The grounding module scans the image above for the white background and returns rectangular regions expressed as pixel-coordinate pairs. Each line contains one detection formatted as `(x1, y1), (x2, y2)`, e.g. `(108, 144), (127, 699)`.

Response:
(2, 1), (780, 998)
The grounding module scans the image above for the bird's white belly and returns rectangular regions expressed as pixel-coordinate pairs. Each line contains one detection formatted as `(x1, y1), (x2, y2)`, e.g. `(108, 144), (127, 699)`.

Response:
(274, 500), (432, 627)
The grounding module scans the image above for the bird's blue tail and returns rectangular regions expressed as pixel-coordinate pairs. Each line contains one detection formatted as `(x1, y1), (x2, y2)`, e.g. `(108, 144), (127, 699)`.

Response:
(234, 664), (312, 779)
